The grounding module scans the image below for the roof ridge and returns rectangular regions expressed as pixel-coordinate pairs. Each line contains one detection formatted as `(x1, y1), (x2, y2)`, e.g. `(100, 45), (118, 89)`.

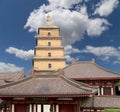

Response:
(93, 62), (120, 75)
(71, 79), (98, 89)
(0, 70), (24, 74)
(64, 60), (120, 78)
(61, 75), (96, 93)
(63, 60), (92, 70)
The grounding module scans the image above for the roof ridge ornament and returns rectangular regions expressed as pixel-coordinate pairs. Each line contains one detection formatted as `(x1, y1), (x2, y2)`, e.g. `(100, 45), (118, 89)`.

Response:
(91, 58), (95, 63)
(40, 15), (58, 28)
(72, 59), (77, 64)
(47, 14), (51, 22)
(45, 14), (54, 26)
(58, 69), (64, 76)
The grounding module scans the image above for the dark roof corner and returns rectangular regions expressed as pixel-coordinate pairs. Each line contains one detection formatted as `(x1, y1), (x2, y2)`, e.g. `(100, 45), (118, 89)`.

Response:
(72, 59), (77, 64)
(29, 69), (35, 77)
(20, 70), (26, 78)
(58, 69), (64, 76)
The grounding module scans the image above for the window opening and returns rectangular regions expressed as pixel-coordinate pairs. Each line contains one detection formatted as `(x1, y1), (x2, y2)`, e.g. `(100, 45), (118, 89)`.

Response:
(48, 32), (51, 36)
(103, 87), (111, 95)
(48, 63), (52, 68)
(48, 52), (51, 57)
(48, 42), (51, 46)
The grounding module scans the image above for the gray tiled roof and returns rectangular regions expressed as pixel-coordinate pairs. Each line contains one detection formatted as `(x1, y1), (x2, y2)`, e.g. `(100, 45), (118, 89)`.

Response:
(0, 71), (25, 86)
(94, 96), (120, 108)
(64, 61), (120, 80)
(0, 73), (97, 97)
(81, 96), (120, 108)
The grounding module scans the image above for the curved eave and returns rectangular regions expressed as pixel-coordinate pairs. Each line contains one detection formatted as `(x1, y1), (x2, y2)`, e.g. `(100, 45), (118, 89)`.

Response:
(34, 69), (57, 72)
(0, 94), (92, 98)
(33, 57), (66, 61)
(61, 75), (97, 92)
(38, 26), (59, 29)
(36, 36), (62, 40)
(35, 46), (64, 50)
(93, 62), (120, 76)
(73, 77), (120, 81)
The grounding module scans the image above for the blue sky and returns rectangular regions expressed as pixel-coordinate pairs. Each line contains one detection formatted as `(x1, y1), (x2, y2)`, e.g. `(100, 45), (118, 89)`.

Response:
(0, 0), (120, 75)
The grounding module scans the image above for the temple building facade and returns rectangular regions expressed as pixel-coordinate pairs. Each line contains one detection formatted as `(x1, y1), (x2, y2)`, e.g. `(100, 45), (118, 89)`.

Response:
(0, 15), (120, 112)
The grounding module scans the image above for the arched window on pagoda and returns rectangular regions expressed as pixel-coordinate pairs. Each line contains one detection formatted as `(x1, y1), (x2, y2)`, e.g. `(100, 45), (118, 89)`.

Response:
(48, 63), (52, 68)
(48, 42), (51, 46)
(48, 52), (51, 57)
(48, 32), (51, 36)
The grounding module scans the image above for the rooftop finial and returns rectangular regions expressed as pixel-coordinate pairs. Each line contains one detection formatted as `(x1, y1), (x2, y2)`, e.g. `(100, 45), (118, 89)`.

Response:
(72, 59), (77, 64)
(91, 58), (95, 63)
(47, 14), (51, 22)
(44, 14), (53, 26)
(42, 15), (58, 28)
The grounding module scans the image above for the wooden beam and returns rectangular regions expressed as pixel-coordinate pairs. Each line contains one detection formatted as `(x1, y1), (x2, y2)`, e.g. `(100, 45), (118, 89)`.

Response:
(78, 101), (81, 112)
(54, 104), (56, 112)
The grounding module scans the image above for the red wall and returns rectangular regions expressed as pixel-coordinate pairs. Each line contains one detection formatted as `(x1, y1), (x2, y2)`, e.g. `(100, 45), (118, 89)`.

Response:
(59, 104), (75, 112)
(15, 104), (27, 112)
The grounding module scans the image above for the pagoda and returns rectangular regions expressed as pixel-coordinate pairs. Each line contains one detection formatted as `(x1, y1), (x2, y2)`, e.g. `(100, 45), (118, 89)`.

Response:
(33, 15), (66, 74)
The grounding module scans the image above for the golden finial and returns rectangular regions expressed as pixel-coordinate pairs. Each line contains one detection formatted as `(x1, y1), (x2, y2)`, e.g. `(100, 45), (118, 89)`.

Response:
(42, 14), (57, 28)
(47, 14), (51, 22)
(45, 14), (53, 26)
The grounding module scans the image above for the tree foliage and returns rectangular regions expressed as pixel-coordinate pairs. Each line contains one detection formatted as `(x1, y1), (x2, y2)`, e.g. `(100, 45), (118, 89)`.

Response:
(104, 109), (120, 112)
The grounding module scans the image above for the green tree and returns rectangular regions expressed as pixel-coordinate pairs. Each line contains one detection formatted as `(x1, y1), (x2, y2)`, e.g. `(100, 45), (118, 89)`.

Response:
(104, 109), (120, 112)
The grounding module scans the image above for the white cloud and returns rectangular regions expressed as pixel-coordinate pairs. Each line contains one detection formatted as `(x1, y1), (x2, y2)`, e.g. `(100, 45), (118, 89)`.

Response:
(0, 62), (23, 73)
(64, 45), (81, 62)
(24, 0), (114, 45)
(94, 0), (119, 16)
(82, 46), (120, 62)
(64, 45), (120, 63)
(64, 45), (81, 55)
(5, 45), (80, 63)
(84, 46), (120, 57)
(6, 47), (34, 60)
(65, 55), (73, 62)
(87, 18), (110, 36)
(113, 60), (120, 64)
(48, 0), (83, 9)
(118, 47), (120, 50)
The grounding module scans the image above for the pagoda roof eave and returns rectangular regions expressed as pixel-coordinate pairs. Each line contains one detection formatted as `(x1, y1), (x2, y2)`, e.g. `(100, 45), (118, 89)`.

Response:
(39, 26), (59, 29)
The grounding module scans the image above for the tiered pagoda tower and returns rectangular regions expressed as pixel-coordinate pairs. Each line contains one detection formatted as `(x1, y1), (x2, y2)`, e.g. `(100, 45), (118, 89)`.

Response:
(33, 15), (66, 74)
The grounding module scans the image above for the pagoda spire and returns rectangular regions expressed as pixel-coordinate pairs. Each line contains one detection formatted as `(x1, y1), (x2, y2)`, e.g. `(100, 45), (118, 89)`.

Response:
(44, 15), (54, 26)
(47, 14), (51, 22)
